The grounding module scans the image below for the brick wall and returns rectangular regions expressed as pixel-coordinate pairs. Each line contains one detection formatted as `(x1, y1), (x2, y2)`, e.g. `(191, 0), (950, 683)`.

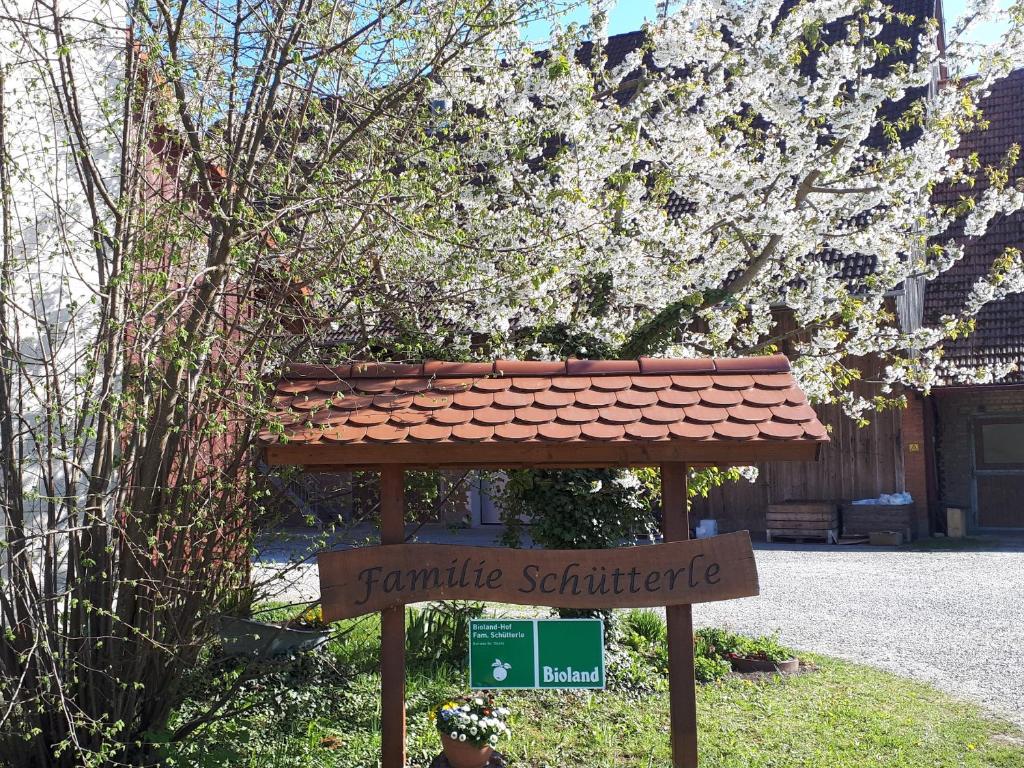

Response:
(934, 387), (1024, 522)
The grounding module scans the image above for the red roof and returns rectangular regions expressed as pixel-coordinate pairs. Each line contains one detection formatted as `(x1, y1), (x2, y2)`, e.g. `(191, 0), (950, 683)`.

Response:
(262, 356), (827, 468)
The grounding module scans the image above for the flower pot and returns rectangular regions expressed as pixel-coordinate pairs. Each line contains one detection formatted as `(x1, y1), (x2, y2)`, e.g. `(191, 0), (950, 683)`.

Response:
(440, 734), (494, 768)
(216, 615), (330, 656)
(729, 655), (799, 674)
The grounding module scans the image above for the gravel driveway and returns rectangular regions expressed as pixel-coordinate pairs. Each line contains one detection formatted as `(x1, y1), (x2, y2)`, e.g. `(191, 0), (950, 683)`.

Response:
(693, 544), (1024, 727)
(255, 533), (1024, 727)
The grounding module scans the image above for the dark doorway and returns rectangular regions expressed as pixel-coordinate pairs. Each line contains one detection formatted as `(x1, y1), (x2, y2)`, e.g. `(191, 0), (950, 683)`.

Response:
(973, 416), (1024, 528)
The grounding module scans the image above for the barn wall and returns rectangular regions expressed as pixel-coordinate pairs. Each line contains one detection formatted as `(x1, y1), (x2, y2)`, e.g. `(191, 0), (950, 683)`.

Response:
(933, 386), (1024, 530)
(692, 403), (906, 537)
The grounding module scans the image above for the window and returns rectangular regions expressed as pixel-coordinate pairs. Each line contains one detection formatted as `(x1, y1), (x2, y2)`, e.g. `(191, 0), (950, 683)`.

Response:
(974, 417), (1024, 469)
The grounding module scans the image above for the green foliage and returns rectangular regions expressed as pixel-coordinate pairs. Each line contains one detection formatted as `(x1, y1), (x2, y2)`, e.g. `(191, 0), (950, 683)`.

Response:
(695, 626), (797, 665)
(694, 655), (733, 684)
(497, 469), (656, 626)
(405, 602), (485, 670)
(695, 626), (743, 658)
(166, 609), (1024, 768)
(611, 612), (668, 691)
(614, 612), (735, 686)
(686, 466), (754, 501)
(547, 54), (571, 79)
(497, 469), (657, 551)
(617, 618), (796, 687)
(620, 609), (666, 645)
(736, 633), (797, 665)
(604, 643), (668, 697)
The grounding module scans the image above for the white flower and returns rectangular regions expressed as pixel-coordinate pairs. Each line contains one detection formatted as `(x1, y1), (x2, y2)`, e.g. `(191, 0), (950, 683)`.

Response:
(459, 734), (467, 742)
(450, 732), (458, 739)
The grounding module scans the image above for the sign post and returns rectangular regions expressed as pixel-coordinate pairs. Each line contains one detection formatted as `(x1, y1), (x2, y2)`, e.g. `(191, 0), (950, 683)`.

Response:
(379, 467), (406, 768)
(469, 619), (605, 690)
(318, 509), (758, 768)
(662, 462), (699, 768)
(266, 353), (826, 768)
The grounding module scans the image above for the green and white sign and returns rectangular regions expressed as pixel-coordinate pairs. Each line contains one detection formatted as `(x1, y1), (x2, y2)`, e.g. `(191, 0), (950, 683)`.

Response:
(469, 619), (604, 690)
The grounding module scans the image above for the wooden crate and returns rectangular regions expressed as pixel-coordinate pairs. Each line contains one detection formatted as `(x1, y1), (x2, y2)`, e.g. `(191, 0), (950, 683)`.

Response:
(868, 530), (904, 546)
(841, 503), (914, 541)
(766, 502), (839, 544)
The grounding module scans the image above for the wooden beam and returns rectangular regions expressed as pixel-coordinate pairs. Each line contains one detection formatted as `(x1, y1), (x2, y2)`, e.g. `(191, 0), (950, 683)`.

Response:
(265, 439), (821, 469)
(379, 466), (406, 768)
(662, 462), (699, 768)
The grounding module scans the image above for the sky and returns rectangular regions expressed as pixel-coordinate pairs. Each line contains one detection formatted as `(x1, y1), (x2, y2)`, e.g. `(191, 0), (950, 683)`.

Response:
(535, 0), (1010, 45)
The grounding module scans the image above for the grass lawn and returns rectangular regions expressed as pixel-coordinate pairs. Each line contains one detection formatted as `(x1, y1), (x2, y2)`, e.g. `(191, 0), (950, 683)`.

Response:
(167, 611), (1024, 768)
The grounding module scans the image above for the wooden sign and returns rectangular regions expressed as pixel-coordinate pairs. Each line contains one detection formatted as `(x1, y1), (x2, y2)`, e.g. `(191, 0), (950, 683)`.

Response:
(318, 531), (759, 621)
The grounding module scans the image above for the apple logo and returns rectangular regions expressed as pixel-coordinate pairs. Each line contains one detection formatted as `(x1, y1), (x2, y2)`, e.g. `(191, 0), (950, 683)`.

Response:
(492, 659), (511, 682)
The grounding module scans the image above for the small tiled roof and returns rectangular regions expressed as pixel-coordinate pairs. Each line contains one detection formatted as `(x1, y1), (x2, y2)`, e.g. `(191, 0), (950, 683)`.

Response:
(262, 356), (827, 468)
(926, 68), (1024, 382)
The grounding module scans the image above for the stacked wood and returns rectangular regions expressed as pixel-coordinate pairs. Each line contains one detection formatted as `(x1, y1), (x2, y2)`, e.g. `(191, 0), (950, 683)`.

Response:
(766, 502), (839, 544)
(841, 503), (914, 541)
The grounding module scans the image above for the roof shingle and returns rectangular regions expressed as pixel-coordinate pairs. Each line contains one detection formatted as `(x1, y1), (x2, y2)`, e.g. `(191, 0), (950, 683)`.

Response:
(261, 356), (827, 467)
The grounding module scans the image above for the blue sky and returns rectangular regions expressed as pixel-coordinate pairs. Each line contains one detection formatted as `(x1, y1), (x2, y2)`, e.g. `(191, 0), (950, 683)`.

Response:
(537, 0), (1008, 44)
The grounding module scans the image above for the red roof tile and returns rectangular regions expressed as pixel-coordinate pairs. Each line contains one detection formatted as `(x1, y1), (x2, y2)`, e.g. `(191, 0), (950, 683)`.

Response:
(567, 359), (640, 375)
(590, 376), (633, 392)
(699, 388), (744, 407)
(262, 356), (827, 468)
(493, 389), (533, 408)
(575, 389), (618, 407)
(534, 389), (575, 407)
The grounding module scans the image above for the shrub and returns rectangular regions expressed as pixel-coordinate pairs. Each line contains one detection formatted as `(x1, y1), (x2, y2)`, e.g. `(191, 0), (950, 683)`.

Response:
(612, 612), (736, 686)
(498, 469), (656, 628)
(695, 627), (743, 659)
(497, 469), (657, 551)
(621, 609), (667, 645)
(605, 644), (668, 696)
(613, 619), (799, 686)
(406, 602), (485, 669)
(694, 655), (732, 683)
(695, 627), (797, 665)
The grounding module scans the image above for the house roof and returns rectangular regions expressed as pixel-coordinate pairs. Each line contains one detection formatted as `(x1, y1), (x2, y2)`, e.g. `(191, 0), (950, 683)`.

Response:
(261, 355), (827, 468)
(925, 68), (1024, 382)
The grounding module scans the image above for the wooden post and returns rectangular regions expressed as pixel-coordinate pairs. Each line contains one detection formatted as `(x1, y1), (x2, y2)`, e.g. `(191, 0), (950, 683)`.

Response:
(661, 462), (698, 768)
(380, 466), (406, 768)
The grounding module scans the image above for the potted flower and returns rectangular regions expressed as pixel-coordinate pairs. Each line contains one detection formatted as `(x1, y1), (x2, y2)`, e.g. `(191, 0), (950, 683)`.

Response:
(217, 605), (332, 656)
(434, 695), (510, 768)
(726, 634), (799, 674)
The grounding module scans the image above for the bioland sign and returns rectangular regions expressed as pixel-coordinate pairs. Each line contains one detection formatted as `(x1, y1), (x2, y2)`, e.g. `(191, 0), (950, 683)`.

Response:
(317, 532), (759, 621)
(469, 619), (605, 690)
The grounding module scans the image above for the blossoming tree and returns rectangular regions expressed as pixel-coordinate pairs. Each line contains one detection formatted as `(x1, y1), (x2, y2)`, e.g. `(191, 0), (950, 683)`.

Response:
(337, 0), (1024, 416)
(1, 0), (1022, 764)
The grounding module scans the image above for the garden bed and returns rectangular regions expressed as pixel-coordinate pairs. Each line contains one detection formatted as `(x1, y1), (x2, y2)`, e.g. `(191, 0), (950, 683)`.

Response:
(168, 608), (1024, 768)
